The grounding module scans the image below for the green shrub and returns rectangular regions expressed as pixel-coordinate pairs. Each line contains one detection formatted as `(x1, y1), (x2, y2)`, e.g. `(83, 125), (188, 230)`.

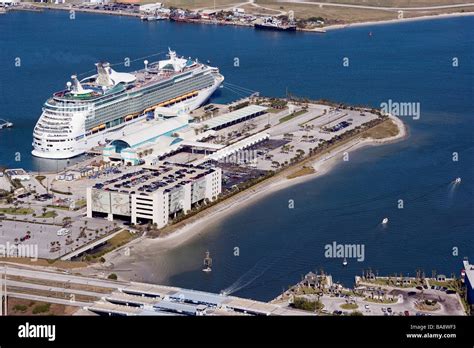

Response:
(32, 303), (50, 314)
(13, 304), (27, 312)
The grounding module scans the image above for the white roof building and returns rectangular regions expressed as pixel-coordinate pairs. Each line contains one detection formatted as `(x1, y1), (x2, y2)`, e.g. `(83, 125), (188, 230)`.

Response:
(201, 105), (268, 130)
(139, 3), (162, 13)
(0, 0), (20, 4)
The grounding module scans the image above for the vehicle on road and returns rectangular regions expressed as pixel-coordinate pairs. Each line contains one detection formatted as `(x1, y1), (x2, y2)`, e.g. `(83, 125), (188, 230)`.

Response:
(57, 228), (70, 236)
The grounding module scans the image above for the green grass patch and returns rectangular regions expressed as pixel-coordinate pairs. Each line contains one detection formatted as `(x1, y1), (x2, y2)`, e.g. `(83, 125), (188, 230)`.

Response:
(47, 205), (70, 211)
(13, 304), (28, 313)
(296, 286), (321, 295)
(38, 210), (58, 219)
(279, 110), (308, 123)
(75, 199), (87, 209)
(292, 297), (324, 312)
(365, 297), (397, 304)
(0, 207), (34, 215)
(429, 280), (458, 291)
(32, 303), (50, 314)
(340, 303), (358, 310)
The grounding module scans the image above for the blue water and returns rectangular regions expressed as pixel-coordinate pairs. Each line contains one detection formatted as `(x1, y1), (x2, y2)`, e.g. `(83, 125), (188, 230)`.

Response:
(0, 11), (472, 301)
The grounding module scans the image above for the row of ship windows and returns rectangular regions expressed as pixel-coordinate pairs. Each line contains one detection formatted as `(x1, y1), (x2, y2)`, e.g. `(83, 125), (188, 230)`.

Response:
(87, 85), (202, 128)
(85, 77), (212, 129)
(91, 73), (189, 108)
(35, 146), (74, 151)
(93, 76), (205, 114)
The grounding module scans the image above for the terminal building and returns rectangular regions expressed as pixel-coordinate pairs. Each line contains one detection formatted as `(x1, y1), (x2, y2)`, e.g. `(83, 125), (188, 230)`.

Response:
(200, 104), (267, 130)
(86, 163), (221, 227)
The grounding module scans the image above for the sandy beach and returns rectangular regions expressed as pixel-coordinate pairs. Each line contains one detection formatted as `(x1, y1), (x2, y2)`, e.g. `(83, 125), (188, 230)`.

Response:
(96, 115), (407, 272)
(323, 11), (474, 31)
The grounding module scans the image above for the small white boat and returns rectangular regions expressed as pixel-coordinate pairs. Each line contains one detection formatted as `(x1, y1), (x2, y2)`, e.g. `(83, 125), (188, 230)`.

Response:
(141, 15), (165, 21)
(382, 217), (389, 224)
(0, 119), (13, 129)
(342, 257), (348, 266)
(202, 251), (212, 273)
(455, 177), (461, 184)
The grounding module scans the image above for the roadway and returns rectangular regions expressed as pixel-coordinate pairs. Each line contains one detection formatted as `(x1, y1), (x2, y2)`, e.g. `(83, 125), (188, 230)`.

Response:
(277, 1), (474, 11)
(0, 264), (313, 316)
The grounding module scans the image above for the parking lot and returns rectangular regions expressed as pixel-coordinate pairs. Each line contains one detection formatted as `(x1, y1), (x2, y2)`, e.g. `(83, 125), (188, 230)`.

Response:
(315, 285), (465, 316)
(249, 106), (379, 171)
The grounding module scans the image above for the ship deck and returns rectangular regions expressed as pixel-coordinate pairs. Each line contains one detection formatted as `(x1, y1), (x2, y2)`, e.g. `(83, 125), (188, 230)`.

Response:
(52, 62), (204, 102)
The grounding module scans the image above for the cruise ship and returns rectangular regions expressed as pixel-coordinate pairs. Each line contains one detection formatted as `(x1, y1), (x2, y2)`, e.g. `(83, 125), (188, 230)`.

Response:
(32, 49), (224, 159)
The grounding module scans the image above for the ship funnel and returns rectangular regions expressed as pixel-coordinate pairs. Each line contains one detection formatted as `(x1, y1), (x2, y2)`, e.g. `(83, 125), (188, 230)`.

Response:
(71, 75), (85, 94)
(95, 62), (113, 87)
(168, 47), (176, 60)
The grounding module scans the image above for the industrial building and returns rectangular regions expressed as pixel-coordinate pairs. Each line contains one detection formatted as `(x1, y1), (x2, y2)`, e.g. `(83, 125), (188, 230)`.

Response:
(86, 163), (221, 227)
(102, 105), (269, 166)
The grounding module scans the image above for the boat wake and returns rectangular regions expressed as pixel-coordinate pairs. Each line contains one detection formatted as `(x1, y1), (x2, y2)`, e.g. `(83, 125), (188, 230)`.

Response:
(221, 252), (292, 296)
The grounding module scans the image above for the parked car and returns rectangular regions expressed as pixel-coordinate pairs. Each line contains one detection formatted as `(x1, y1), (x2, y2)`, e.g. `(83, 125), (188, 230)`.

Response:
(57, 228), (70, 236)
(404, 311), (410, 316)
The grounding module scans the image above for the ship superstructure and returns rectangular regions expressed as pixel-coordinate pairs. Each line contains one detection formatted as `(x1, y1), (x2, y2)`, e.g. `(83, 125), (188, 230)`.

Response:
(254, 17), (297, 31)
(32, 49), (224, 159)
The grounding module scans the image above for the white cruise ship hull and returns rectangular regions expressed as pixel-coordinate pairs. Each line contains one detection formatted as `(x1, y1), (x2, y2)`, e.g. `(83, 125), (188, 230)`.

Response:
(32, 79), (222, 160)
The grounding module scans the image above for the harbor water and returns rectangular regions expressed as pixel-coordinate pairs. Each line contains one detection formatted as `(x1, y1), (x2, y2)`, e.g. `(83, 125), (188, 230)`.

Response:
(0, 11), (472, 300)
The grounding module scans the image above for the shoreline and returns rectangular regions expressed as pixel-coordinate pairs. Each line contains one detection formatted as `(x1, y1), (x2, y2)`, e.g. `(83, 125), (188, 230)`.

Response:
(323, 11), (474, 31)
(100, 115), (407, 270)
(11, 5), (474, 34)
